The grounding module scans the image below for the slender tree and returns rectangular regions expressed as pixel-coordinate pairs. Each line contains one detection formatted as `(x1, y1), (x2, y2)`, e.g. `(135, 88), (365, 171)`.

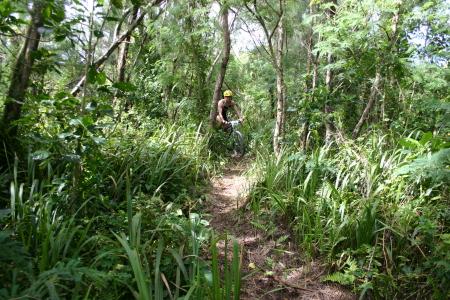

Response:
(324, 0), (339, 143)
(300, 1), (319, 149)
(210, 4), (231, 128)
(243, 0), (286, 155)
(116, 5), (140, 83)
(2, 0), (47, 137)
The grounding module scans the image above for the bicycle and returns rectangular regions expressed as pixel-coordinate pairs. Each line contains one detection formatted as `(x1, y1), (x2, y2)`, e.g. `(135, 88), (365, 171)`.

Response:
(225, 120), (246, 157)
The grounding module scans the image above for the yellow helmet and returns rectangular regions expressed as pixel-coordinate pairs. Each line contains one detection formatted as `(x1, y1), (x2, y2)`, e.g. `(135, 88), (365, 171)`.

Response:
(223, 90), (232, 97)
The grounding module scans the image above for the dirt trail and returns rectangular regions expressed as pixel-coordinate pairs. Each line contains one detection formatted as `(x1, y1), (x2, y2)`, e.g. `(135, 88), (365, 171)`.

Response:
(204, 157), (356, 300)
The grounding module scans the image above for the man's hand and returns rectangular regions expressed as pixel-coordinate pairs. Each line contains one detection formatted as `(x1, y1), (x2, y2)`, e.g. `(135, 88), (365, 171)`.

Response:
(239, 118), (245, 122)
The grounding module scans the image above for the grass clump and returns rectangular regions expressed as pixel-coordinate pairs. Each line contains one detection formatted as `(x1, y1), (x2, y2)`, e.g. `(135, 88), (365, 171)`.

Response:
(246, 131), (450, 299)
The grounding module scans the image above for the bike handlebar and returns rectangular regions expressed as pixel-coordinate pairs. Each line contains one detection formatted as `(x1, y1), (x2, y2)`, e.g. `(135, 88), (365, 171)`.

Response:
(225, 120), (244, 126)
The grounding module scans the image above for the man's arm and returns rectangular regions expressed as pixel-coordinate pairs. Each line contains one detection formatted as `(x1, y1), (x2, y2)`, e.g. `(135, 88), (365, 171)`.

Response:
(217, 100), (227, 123)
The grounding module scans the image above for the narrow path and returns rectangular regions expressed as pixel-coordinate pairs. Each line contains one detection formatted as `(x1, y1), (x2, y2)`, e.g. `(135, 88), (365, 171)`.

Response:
(204, 157), (356, 300)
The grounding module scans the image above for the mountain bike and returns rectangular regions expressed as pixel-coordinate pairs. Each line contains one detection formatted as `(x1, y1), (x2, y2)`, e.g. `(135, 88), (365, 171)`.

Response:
(226, 120), (246, 157)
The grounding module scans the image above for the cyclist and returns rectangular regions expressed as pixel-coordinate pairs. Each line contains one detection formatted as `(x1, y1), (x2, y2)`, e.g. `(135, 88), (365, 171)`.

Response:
(216, 90), (244, 130)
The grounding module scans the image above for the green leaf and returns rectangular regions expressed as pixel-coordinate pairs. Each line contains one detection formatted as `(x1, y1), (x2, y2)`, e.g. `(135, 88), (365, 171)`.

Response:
(0, 209), (12, 219)
(96, 72), (106, 85)
(441, 234), (450, 244)
(93, 30), (104, 38)
(81, 115), (94, 127)
(397, 138), (419, 149)
(62, 154), (81, 163)
(51, 8), (65, 23)
(29, 50), (42, 60)
(112, 82), (137, 91)
(86, 100), (98, 111)
(69, 118), (82, 126)
(54, 35), (66, 42)
(31, 150), (51, 160)
(90, 136), (106, 145)
(43, 6), (51, 18)
(96, 86), (112, 94)
(419, 132), (433, 146)
(95, 122), (114, 128)
(111, 0), (123, 9)
(87, 67), (98, 84)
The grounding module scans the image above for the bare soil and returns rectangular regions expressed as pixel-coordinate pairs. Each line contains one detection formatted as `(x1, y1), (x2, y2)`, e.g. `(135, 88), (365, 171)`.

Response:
(203, 157), (357, 300)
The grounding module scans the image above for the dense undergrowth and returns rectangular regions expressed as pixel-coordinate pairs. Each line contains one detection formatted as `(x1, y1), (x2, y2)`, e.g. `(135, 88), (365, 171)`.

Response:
(247, 130), (450, 299)
(0, 122), (243, 300)
(1, 92), (449, 300)
(2, 118), (449, 300)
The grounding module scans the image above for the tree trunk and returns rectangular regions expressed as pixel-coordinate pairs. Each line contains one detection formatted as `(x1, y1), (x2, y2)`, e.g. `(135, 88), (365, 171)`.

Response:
(273, 0), (285, 155)
(187, 2), (207, 120)
(352, 72), (382, 139)
(116, 6), (139, 82)
(300, 3), (317, 150)
(2, 0), (46, 136)
(324, 0), (338, 143)
(243, 0), (286, 154)
(210, 6), (231, 128)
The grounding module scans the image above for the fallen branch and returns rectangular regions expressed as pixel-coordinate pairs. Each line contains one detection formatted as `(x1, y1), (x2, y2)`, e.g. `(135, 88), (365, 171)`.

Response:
(268, 274), (315, 292)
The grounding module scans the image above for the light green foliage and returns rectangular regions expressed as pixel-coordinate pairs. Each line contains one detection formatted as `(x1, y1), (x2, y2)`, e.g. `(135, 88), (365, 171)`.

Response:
(249, 130), (449, 298)
(395, 131), (450, 186)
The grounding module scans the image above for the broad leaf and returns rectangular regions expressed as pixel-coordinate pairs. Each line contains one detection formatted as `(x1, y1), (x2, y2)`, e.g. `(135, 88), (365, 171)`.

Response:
(111, 0), (123, 9)
(397, 138), (419, 149)
(51, 8), (65, 23)
(69, 118), (82, 126)
(95, 122), (114, 128)
(112, 82), (137, 91)
(96, 72), (106, 85)
(87, 67), (98, 84)
(0, 209), (12, 219)
(54, 34), (66, 42)
(42, 6), (51, 18)
(81, 115), (94, 127)
(96, 86), (112, 94)
(86, 100), (98, 111)
(93, 30), (104, 38)
(90, 136), (106, 145)
(419, 132), (433, 146)
(31, 150), (51, 160)
(62, 154), (81, 163)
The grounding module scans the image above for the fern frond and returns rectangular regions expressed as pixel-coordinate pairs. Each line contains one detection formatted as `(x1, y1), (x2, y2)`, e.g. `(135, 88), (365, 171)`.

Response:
(250, 221), (268, 231)
(323, 272), (355, 285)
(276, 235), (289, 245)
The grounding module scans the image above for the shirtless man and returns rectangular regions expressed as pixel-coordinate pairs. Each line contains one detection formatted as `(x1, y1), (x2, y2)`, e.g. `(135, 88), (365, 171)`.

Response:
(216, 90), (244, 130)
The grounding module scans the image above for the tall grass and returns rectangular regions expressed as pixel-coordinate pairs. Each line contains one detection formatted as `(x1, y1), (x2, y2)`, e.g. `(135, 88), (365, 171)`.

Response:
(248, 131), (450, 298)
(1, 123), (243, 299)
(113, 191), (243, 300)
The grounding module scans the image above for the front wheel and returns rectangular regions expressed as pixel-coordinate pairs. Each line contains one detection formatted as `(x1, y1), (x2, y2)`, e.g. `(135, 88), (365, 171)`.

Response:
(231, 130), (245, 157)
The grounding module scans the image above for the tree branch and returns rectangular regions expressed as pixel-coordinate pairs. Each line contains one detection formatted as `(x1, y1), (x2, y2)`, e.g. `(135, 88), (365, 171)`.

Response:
(70, 0), (164, 96)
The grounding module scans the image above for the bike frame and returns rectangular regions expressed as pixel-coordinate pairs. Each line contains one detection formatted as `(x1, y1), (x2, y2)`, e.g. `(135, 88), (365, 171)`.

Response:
(226, 120), (245, 157)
